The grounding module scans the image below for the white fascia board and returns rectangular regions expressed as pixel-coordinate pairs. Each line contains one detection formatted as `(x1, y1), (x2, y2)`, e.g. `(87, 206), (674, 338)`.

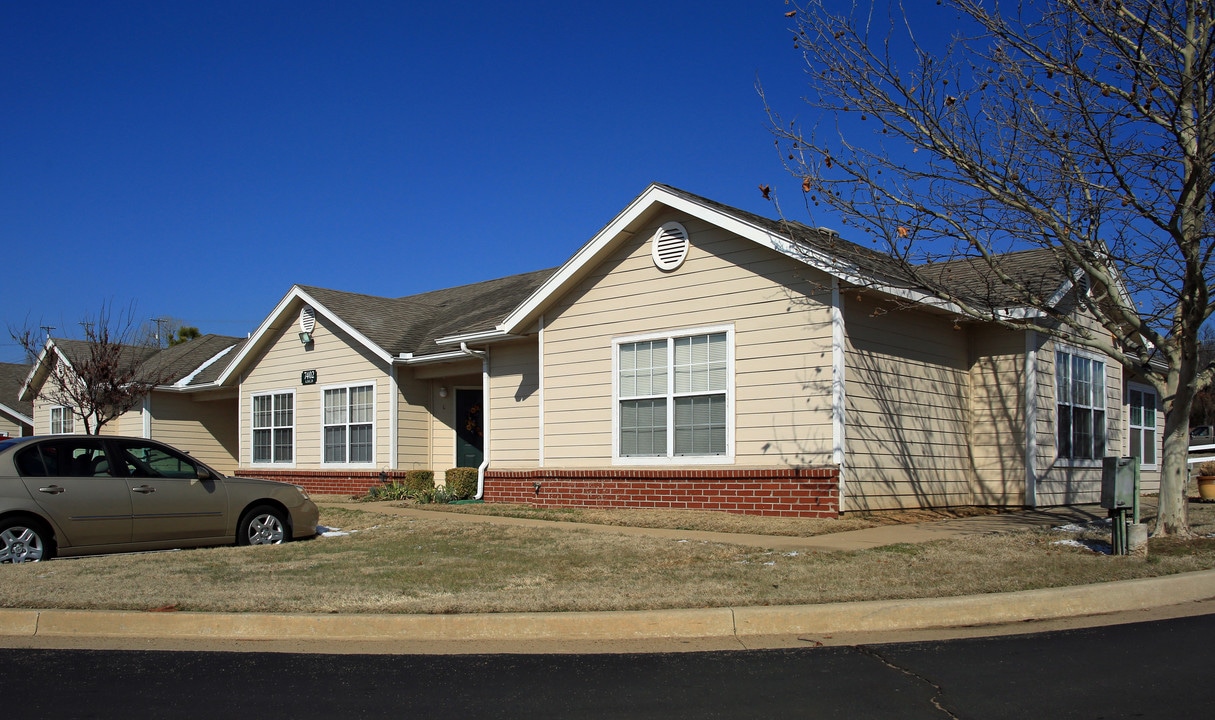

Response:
(501, 184), (972, 333)
(216, 286), (392, 385)
(0, 403), (33, 425)
(434, 329), (521, 346)
(395, 350), (472, 366)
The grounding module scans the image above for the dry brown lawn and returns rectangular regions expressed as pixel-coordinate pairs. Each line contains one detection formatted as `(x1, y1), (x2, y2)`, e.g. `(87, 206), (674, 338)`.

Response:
(1, 499), (1212, 615)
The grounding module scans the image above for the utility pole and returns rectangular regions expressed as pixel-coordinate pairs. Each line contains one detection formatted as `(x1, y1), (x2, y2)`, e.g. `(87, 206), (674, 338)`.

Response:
(150, 317), (169, 347)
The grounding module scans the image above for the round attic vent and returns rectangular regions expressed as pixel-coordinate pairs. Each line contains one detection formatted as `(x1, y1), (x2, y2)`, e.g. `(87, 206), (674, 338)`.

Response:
(299, 306), (316, 333)
(651, 222), (689, 271)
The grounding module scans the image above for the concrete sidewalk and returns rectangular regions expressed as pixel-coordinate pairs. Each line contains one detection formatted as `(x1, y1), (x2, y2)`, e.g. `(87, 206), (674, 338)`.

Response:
(3, 502), (1211, 654)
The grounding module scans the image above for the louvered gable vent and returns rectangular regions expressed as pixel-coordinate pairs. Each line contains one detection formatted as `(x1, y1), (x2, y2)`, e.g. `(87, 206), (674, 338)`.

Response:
(299, 306), (316, 333)
(651, 222), (689, 271)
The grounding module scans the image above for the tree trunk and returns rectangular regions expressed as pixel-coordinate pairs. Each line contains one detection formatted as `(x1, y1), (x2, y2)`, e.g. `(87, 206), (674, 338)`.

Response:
(1156, 382), (1194, 537)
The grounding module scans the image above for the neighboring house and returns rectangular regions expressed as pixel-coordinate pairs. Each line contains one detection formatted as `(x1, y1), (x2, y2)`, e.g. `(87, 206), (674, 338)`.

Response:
(0, 362), (34, 438)
(19, 335), (245, 474)
(217, 183), (1160, 515)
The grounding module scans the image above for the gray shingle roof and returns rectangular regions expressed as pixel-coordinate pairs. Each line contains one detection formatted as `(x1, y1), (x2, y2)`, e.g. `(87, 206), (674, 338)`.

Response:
(289, 185), (1073, 362)
(298, 267), (558, 357)
(143, 335), (246, 387)
(50, 335), (244, 388)
(916, 248), (1070, 308)
(0, 362), (33, 418)
(654, 184), (1071, 309)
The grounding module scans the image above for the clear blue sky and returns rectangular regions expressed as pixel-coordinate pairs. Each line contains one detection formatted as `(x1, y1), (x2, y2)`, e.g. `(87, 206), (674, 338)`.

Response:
(1, 0), (825, 363)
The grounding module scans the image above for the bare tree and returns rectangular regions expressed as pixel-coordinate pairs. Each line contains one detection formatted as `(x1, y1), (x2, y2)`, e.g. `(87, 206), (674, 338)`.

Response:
(764, 0), (1213, 536)
(11, 303), (176, 435)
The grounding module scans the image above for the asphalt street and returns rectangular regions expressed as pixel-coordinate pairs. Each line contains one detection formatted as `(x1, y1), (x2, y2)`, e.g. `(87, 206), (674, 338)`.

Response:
(9, 612), (1212, 719)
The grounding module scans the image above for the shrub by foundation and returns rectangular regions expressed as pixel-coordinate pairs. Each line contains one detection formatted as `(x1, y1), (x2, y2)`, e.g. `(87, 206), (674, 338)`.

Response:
(445, 467), (478, 500)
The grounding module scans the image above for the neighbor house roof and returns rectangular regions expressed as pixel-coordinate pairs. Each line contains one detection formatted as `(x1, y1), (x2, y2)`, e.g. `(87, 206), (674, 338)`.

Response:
(19, 335), (246, 401)
(217, 267), (559, 382)
(0, 362), (34, 427)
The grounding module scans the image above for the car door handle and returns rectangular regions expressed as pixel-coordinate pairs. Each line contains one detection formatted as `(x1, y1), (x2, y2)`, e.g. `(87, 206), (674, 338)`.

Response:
(131, 485), (156, 494)
(38, 485), (65, 495)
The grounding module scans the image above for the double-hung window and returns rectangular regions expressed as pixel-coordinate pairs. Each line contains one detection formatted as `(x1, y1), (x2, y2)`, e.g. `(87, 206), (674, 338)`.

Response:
(1055, 348), (1107, 462)
(50, 406), (73, 434)
(323, 384), (374, 464)
(1127, 385), (1158, 467)
(616, 328), (732, 462)
(252, 391), (294, 464)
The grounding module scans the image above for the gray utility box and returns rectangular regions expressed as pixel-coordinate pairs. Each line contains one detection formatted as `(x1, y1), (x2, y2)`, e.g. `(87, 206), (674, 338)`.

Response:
(1101, 457), (1140, 510)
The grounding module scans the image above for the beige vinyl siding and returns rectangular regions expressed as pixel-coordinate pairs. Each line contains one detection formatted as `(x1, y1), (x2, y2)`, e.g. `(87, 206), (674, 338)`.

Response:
(487, 339), (540, 468)
(540, 211), (834, 468)
(239, 312), (391, 468)
(844, 298), (972, 511)
(101, 402), (146, 437)
(394, 368), (432, 471)
(968, 325), (1027, 505)
(0, 414), (24, 437)
(147, 392), (240, 475)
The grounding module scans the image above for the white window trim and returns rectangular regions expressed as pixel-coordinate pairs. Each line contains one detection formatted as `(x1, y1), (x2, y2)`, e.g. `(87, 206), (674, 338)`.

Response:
(1053, 343), (1109, 468)
(1127, 381), (1159, 470)
(612, 324), (735, 466)
(320, 381), (377, 468)
(50, 405), (74, 435)
(250, 389), (296, 467)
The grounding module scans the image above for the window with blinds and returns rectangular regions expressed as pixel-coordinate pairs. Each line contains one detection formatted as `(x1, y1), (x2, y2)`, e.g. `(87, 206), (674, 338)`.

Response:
(252, 391), (294, 463)
(618, 330), (729, 458)
(1055, 349), (1107, 462)
(323, 384), (374, 464)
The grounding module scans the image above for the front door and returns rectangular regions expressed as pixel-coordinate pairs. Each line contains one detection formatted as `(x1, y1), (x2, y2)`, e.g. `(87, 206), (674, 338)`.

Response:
(455, 388), (484, 469)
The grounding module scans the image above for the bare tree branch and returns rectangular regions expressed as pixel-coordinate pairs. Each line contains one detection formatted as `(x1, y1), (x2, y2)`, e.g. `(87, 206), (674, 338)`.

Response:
(768, 0), (1214, 536)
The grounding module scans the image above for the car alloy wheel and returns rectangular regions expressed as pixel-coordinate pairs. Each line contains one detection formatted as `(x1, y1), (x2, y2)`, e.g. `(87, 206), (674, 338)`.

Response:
(0, 522), (49, 563)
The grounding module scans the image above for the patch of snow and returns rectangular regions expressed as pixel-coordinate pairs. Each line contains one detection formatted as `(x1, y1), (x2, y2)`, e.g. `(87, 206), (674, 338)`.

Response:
(1051, 538), (1112, 555)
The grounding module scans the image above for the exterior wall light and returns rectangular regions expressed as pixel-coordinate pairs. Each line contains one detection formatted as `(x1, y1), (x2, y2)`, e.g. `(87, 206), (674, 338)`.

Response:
(299, 331), (313, 345)
(438, 386), (448, 398)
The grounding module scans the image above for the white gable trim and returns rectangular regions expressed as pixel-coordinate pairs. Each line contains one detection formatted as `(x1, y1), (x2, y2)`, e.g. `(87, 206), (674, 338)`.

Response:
(18, 339), (78, 403)
(216, 286), (392, 385)
(0, 403), (33, 426)
(501, 184), (979, 335)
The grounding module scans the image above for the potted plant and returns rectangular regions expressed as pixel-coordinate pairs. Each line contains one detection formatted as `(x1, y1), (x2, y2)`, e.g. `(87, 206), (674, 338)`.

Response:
(1196, 461), (1215, 502)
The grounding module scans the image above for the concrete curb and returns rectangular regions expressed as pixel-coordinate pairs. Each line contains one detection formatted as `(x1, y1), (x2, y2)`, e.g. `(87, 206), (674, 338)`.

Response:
(4, 569), (1214, 643)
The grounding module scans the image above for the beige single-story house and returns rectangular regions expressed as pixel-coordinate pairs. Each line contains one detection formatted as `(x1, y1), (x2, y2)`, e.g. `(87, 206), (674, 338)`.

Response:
(18, 335), (245, 474)
(204, 183), (1160, 516)
(0, 362), (34, 438)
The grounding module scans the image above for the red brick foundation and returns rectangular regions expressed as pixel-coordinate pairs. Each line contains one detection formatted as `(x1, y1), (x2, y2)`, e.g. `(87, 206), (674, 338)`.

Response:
(235, 468), (401, 496)
(235, 466), (842, 518)
(483, 467), (840, 518)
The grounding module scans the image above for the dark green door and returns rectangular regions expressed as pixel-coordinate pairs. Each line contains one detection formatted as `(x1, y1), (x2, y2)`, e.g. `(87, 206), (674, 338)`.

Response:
(455, 388), (484, 468)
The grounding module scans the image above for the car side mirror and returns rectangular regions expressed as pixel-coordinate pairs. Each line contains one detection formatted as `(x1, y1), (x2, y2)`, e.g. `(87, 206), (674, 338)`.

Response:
(196, 467), (214, 481)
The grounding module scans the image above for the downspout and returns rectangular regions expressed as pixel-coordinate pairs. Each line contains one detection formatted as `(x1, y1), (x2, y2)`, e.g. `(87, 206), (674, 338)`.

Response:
(831, 279), (847, 513)
(460, 342), (490, 499)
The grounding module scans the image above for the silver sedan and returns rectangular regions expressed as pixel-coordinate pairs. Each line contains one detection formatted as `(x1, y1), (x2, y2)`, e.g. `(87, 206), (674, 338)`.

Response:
(0, 435), (319, 562)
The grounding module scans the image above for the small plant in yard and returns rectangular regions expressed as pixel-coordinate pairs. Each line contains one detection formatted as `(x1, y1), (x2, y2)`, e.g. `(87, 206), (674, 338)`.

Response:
(444, 467), (478, 500)
(413, 485), (455, 504)
(362, 483), (412, 502)
(360, 470), (436, 502)
(1197, 461), (1215, 477)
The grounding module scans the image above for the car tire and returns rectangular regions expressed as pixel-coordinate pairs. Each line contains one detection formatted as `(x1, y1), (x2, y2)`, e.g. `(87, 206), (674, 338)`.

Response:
(0, 517), (55, 563)
(237, 505), (289, 546)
